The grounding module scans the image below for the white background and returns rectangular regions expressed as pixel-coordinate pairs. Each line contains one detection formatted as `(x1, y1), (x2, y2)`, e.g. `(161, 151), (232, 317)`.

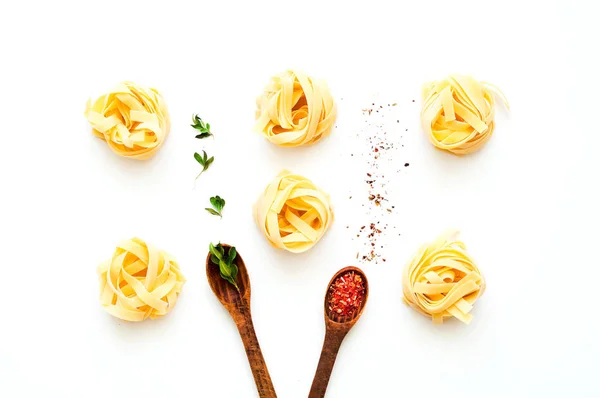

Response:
(1, 1), (599, 397)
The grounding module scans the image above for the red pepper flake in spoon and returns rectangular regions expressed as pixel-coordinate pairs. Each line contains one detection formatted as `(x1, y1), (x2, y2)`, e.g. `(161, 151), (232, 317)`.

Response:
(327, 271), (366, 318)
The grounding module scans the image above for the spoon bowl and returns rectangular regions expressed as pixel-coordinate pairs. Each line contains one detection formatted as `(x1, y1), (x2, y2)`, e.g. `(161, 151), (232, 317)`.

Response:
(206, 244), (277, 398)
(309, 266), (369, 398)
(324, 266), (369, 325)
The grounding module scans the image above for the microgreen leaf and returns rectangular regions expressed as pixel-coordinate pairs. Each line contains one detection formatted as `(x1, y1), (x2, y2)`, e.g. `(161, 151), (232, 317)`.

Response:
(206, 195), (226, 218)
(205, 208), (221, 217)
(208, 243), (240, 292)
(219, 260), (232, 279)
(191, 114), (213, 139)
(209, 242), (224, 261)
(194, 150), (214, 181)
(230, 267), (238, 282)
(227, 246), (237, 265)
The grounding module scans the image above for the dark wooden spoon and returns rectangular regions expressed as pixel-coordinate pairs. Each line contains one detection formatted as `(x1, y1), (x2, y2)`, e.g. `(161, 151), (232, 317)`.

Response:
(309, 266), (369, 398)
(206, 244), (277, 398)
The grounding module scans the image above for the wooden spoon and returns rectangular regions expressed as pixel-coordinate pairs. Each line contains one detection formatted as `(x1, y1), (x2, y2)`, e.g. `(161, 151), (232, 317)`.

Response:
(309, 266), (369, 398)
(206, 244), (277, 398)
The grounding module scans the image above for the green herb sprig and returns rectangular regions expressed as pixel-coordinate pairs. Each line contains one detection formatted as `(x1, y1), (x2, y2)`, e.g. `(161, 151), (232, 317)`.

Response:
(209, 243), (239, 292)
(191, 114), (213, 139)
(206, 195), (225, 218)
(194, 150), (214, 180)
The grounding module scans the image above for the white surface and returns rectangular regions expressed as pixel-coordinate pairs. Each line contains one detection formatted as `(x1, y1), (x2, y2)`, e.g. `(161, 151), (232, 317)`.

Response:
(1, 1), (599, 397)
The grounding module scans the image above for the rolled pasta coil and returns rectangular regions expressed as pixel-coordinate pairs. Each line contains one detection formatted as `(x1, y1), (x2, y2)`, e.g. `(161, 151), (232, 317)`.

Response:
(253, 170), (334, 253)
(402, 230), (485, 324)
(85, 81), (170, 159)
(421, 75), (508, 155)
(254, 70), (336, 147)
(98, 237), (185, 322)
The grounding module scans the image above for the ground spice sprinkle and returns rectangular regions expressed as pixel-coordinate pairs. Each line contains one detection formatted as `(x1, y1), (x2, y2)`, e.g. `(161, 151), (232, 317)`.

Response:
(347, 97), (415, 263)
(328, 271), (366, 318)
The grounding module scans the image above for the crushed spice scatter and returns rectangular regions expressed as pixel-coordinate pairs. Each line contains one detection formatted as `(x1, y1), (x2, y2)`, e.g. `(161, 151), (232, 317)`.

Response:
(328, 271), (366, 318)
(347, 98), (410, 264)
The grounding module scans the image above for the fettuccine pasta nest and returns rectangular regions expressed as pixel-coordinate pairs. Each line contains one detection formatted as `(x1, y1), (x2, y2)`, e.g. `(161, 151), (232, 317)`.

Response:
(253, 170), (334, 253)
(421, 75), (508, 155)
(254, 70), (337, 147)
(98, 237), (185, 322)
(402, 230), (485, 325)
(85, 81), (170, 159)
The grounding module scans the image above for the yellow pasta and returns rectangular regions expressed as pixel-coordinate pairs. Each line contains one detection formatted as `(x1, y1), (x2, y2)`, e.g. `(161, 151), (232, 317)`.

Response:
(98, 237), (185, 322)
(254, 70), (337, 147)
(402, 230), (485, 325)
(421, 75), (509, 155)
(85, 81), (170, 159)
(253, 170), (334, 253)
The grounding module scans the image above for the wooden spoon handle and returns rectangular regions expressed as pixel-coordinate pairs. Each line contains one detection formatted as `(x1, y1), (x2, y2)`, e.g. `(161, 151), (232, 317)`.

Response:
(308, 328), (347, 398)
(234, 307), (277, 398)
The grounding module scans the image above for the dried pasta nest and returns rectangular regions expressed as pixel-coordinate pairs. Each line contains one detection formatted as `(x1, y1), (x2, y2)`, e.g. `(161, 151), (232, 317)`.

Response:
(98, 237), (185, 321)
(253, 170), (334, 253)
(85, 81), (170, 159)
(421, 75), (508, 155)
(254, 70), (337, 147)
(402, 230), (485, 324)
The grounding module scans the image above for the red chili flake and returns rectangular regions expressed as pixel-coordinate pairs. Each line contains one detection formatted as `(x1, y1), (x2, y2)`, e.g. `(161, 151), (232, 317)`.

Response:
(328, 271), (366, 318)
